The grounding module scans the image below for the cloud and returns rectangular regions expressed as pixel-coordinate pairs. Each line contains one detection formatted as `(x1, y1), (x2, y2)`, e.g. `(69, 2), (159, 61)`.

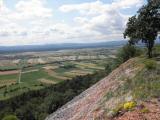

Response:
(59, 0), (144, 14)
(0, 0), (53, 39)
(0, 0), (145, 46)
(60, 1), (106, 16)
(112, 0), (144, 9)
(59, 0), (144, 41)
(15, 0), (52, 19)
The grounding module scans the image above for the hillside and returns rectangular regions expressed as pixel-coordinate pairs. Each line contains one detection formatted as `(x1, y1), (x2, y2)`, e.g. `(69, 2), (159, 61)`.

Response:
(46, 57), (160, 120)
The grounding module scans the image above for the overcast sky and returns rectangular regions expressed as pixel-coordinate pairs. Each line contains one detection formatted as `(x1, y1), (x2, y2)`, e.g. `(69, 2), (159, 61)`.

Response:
(0, 0), (146, 46)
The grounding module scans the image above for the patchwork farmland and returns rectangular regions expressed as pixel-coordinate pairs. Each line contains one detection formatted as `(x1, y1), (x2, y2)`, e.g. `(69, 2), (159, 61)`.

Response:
(0, 48), (117, 100)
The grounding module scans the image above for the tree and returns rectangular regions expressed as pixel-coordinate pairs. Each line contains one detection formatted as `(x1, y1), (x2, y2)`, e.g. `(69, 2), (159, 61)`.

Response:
(124, 0), (160, 58)
(117, 44), (142, 62)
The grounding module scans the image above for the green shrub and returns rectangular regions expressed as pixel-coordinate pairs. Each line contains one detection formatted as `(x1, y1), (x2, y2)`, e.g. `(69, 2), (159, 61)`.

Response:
(140, 107), (149, 113)
(117, 44), (142, 63)
(108, 104), (123, 118)
(60, 63), (76, 69)
(108, 101), (137, 118)
(105, 44), (142, 74)
(113, 104), (123, 113)
(2, 115), (18, 120)
(144, 59), (157, 70)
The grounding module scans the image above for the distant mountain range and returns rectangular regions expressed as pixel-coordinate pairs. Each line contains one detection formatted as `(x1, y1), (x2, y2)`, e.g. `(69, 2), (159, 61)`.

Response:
(0, 40), (127, 53)
(0, 39), (159, 53)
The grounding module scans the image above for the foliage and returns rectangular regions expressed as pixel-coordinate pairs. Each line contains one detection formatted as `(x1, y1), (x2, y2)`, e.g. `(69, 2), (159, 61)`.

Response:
(2, 115), (18, 120)
(109, 101), (136, 118)
(117, 44), (142, 62)
(60, 63), (76, 69)
(105, 44), (141, 73)
(124, 0), (160, 57)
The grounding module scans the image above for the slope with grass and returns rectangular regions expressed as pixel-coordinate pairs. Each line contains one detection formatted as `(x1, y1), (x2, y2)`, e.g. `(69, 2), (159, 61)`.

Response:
(46, 57), (160, 120)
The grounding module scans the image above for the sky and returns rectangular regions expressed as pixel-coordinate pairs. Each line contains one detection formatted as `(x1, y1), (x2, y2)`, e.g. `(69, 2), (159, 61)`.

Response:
(0, 0), (146, 46)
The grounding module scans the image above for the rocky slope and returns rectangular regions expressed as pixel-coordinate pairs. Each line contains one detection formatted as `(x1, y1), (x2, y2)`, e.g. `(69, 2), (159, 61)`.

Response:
(46, 58), (144, 120)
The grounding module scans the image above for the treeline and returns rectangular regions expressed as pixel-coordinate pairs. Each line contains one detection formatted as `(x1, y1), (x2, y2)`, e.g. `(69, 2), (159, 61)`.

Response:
(0, 71), (107, 120)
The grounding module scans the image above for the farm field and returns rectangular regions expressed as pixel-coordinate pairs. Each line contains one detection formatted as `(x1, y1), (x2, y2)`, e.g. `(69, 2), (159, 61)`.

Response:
(0, 47), (117, 100)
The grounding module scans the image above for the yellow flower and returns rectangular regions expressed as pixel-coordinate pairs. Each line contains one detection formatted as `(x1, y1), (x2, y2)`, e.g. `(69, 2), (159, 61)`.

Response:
(123, 101), (136, 110)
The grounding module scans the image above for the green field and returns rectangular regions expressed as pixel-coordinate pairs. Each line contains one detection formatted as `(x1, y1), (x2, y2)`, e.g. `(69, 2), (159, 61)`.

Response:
(0, 49), (111, 100)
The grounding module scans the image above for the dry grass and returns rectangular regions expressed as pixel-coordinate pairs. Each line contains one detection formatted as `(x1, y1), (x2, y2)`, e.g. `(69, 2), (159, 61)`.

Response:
(0, 80), (17, 87)
(38, 78), (56, 84)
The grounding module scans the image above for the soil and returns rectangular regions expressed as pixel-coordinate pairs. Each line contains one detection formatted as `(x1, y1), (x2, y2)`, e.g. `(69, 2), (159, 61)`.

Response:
(113, 100), (160, 120)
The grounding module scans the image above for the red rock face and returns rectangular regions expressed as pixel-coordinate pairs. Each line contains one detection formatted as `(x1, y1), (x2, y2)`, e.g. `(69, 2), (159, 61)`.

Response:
(46, 59), (143, 120)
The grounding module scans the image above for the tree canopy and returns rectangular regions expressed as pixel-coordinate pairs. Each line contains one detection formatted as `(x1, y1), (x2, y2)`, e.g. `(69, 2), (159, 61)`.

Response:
(124, 0), (160, 57)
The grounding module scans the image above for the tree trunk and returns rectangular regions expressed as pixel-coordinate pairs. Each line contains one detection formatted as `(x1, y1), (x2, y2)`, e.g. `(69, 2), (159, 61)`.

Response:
(147, 47), (152, 58)
(147, 40), (154, 58)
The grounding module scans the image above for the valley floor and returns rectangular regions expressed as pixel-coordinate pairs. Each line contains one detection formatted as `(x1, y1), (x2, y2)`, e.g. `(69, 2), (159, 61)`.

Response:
(0, 48), (114, 100)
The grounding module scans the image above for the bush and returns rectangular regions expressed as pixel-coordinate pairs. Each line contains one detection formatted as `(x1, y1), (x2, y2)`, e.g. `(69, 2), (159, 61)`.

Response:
(2, 115), (18, 120)
(117, 44), (142, 63)
(105, 44), (142, 75)
(111, 104), (124, 116)
(108, 101), (136, 118)
(140, 107), (149, 113)
(60, 63), (76, 69)
(144, 59), (157, 70)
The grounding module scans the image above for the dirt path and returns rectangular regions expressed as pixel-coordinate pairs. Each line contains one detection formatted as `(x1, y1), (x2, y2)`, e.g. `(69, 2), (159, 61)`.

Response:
(0, 70), (19, 75)
(0, 69), (38, 75)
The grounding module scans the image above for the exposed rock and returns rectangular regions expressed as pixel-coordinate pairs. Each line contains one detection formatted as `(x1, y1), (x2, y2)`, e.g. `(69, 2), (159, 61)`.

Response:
(46, 59), (143, 120)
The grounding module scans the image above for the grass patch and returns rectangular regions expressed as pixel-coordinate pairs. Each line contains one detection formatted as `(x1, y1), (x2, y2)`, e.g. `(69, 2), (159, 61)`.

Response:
(21, 70), (60, 83)
(0, 74), (18, 80)
(0, 66), (18, 71)
(144, 59), (157, 70)
(104, 58), (160, 103)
